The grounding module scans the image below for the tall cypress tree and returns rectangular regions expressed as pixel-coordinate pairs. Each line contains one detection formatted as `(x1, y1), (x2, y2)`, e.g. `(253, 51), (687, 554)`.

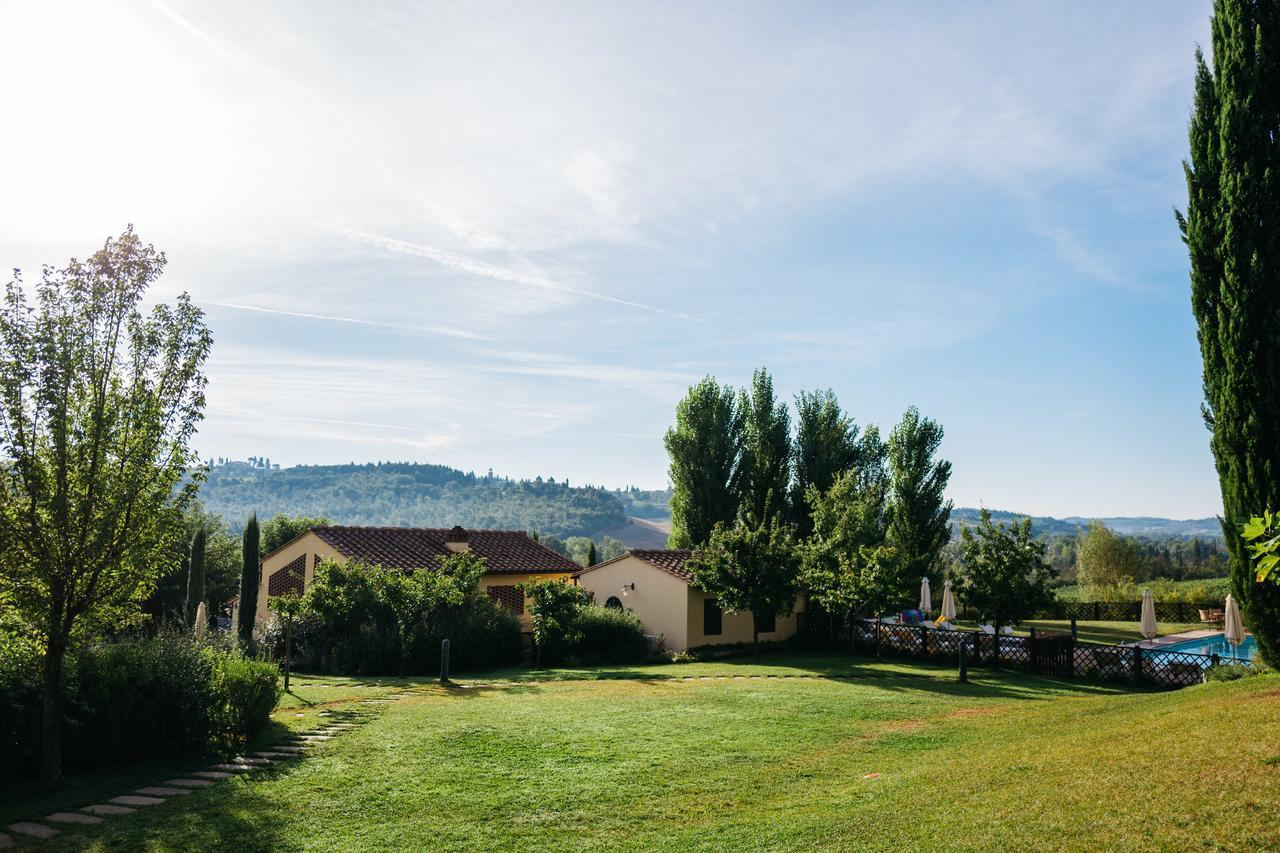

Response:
(791, 389), (860, 537)
(237, 514), (261, 648)
(665, 377), (744, 548)
(1178, 0), (1280, 666)
(185, 528), (206, 627)
(885, 407), (953, 596)
(737, 368), (792, 528)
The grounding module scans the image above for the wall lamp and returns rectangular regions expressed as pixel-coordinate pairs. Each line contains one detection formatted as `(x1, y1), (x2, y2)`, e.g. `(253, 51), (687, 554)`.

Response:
(621, 583), (636, 595)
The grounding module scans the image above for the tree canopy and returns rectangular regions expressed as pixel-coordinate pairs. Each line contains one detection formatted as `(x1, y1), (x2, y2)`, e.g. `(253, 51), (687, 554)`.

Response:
(665, 377), (744, 548)
(737, 368), (792, 527)
(885, 407), (953, 594)
(790, 389), (860, 537)
(0, 228), (211, 785)
(955, 509), (1056, 628)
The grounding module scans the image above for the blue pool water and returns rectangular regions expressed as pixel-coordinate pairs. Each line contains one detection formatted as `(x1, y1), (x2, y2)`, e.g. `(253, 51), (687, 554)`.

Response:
(1155, 633), (1256, 660)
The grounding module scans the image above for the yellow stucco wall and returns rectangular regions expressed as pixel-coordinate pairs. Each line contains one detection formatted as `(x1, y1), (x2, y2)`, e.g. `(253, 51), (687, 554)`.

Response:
(575, 555), (691, 650)
(684, 587), (803, 650)
(253, 533), (573, 633)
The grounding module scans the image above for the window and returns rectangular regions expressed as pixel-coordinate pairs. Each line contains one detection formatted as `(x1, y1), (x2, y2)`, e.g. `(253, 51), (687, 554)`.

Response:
(756, 612), (776, 633)
(605, 596), (623, 610)
(703, 599), (722, 636)
(487, 585), (524, 614)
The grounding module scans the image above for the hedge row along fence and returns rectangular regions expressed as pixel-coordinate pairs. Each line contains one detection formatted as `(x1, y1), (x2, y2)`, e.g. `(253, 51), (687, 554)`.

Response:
(798, 614), (1253, 689)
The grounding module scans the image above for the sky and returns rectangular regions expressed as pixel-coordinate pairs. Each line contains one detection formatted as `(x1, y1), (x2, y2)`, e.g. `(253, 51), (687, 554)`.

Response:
(0, 1), (1224, 518)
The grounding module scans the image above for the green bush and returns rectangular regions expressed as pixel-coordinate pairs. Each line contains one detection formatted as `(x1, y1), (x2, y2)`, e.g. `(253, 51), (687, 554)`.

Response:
(422, 600), (524, 672)
(567, 606), (650, 664)
(0, 631), (280, 778)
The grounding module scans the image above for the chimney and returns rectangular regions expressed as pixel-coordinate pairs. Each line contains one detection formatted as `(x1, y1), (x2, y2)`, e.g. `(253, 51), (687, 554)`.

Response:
(444, 525), (470, 552)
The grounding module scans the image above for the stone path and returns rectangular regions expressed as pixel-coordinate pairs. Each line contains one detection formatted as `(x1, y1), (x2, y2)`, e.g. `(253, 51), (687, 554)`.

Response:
(3, 708), (372, 847)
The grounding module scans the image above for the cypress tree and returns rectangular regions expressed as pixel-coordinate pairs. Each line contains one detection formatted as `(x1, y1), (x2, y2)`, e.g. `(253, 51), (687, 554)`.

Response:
(737, 368), (792, 528)
(587, 541), (597, 567)
(185, 528), (206, 627)
(1178, 0), (1280, 666)
(237, 514), (261, 648)
(665, 377), (744, 548)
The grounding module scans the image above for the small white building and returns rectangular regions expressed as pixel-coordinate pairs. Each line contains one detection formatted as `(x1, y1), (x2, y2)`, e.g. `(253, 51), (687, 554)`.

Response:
(574, 549), (803, 652)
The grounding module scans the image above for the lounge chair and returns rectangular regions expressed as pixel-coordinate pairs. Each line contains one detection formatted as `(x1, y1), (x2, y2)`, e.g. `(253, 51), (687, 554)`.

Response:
(1198, 608), (1224, 625)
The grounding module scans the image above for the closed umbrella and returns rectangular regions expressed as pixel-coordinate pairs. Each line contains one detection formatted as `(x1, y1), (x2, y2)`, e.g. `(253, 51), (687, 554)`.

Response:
(940, 579), (957, 622)
(193, 601), (208, 638)
(1224, 594), (1245, 658)
(1139, 589), (1158, 642)
(919, 577), (932, 615)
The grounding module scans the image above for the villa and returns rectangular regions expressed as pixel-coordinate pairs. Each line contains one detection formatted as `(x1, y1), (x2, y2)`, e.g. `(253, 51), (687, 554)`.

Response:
(255, 525), (579, 632)
(574, 549), (805, 652)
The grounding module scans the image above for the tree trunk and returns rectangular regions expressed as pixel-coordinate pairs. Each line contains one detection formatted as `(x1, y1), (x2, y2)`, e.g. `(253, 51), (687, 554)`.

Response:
(284, 620), (292, 692)
(40, 641), (67, 787)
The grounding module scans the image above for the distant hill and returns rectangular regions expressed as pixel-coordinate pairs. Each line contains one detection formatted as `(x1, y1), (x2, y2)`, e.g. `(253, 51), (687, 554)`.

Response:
(196, 466), (1221, 548)
(197, 461), (626, 540)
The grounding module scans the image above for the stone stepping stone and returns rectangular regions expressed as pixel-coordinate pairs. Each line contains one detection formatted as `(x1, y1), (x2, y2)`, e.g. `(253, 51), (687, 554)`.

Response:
(297, 735), (332, 742)
(82, 804), (136, 816)
(136, 786), (193, 797)
(109, 795), (166, 807)
(252, 751), (299, 759)
(209, 764), (254, 773)
(269, 746), (306, 754)
(6, 822), (59, 840)
(45, 812), (104, 826)
(0, 832), (12, 849)
(231, 757), (272, 766)
(192, 771), (236, 780)
(164, 778), (215, 788)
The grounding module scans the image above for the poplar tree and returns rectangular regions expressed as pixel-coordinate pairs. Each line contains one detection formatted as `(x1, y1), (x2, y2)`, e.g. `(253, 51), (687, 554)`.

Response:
(665, 377), (744, 548)
(1178, 0), (1280, 666)
(237, 514), (261, 648)
(737, 368), (791, 527)
(790, 389), (860, 537)
(885, 407), (953, 595)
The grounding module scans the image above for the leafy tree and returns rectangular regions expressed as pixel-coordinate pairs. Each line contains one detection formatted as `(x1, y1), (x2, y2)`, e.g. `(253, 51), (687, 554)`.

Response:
(737, 368), (791, 527)
(0, 228), (211, 785)
(260, 513), (331, 555)
(269, 590), (305, 691)
(1076, 521), (1148, 590)
(383, 551), (487, 674)
(955, 509), (1056, 630)
(1178, 0), (1280, 667)
(801, 455), (900, 618)
(238, 514), (261, 649)
(186, 528), (207, 628)
(520, 578), (592, 666)
(686, 519), (801, 660)
(665, 377), (744, 548)
(885, 407), (953, 595)
(791, 389), (860, 537)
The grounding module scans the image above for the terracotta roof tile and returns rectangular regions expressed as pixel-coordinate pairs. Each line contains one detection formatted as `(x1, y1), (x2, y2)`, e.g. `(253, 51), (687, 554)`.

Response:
(628, 549), (695, 582)
(309, 526), (579, 574)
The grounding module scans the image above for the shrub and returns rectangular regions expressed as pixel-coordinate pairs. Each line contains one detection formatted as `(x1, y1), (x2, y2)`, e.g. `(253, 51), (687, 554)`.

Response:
(210, 653), (282, 745)
(421, 600), (523, 672)
(568, 605), (650, 664)
(0, 631), (281, 778)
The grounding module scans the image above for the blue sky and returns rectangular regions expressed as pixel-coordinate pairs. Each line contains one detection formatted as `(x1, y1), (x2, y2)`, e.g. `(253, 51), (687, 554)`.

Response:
(0, 1), (1222, 518)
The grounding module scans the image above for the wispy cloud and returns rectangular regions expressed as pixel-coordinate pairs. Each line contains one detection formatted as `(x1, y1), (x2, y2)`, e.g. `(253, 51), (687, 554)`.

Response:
(202, 301), (490, 341)
(342, 229), (695, 320)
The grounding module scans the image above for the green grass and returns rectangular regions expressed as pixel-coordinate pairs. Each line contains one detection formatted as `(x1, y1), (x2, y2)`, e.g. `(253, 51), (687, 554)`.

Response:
(6, 653), (1278, 850)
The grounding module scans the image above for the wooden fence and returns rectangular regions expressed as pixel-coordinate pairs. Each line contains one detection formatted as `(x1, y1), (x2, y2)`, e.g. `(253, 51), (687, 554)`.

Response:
(798, 614), (1253, 689)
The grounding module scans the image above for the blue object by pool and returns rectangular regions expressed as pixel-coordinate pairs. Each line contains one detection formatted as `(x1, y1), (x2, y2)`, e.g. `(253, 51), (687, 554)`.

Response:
(1154, 633), (1257, 660)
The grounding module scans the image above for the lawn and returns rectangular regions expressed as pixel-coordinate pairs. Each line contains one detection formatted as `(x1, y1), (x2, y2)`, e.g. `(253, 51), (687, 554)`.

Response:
(7, 653), (1278, 851)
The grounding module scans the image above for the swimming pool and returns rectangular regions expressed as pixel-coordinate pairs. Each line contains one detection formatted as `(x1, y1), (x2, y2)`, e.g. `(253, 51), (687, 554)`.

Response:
(1154, 633), (1256, 660)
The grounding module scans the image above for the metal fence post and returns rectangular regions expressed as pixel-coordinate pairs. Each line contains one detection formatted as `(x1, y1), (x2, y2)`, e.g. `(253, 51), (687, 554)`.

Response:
(440, 638), (451, 684)
(920, 624), (928, 659)
(1029, 627), (1038, 675)
(1132, 644), (1142, 685)
(958, 638), (968, 683)
(1070, 617), (1078, 639)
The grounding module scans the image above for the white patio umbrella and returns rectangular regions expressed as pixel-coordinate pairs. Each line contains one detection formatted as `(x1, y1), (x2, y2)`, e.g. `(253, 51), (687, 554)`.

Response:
(940, 579), (957, 622)
(1224, 593), (1245, 658)
(193, 601), (208, 638)
(1139, 589), (1158, 642)
(918, 577), (932, 614)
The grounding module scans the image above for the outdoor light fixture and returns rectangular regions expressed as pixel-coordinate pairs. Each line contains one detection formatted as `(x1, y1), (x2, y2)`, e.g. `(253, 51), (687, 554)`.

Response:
(622, 583), (635, 595)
